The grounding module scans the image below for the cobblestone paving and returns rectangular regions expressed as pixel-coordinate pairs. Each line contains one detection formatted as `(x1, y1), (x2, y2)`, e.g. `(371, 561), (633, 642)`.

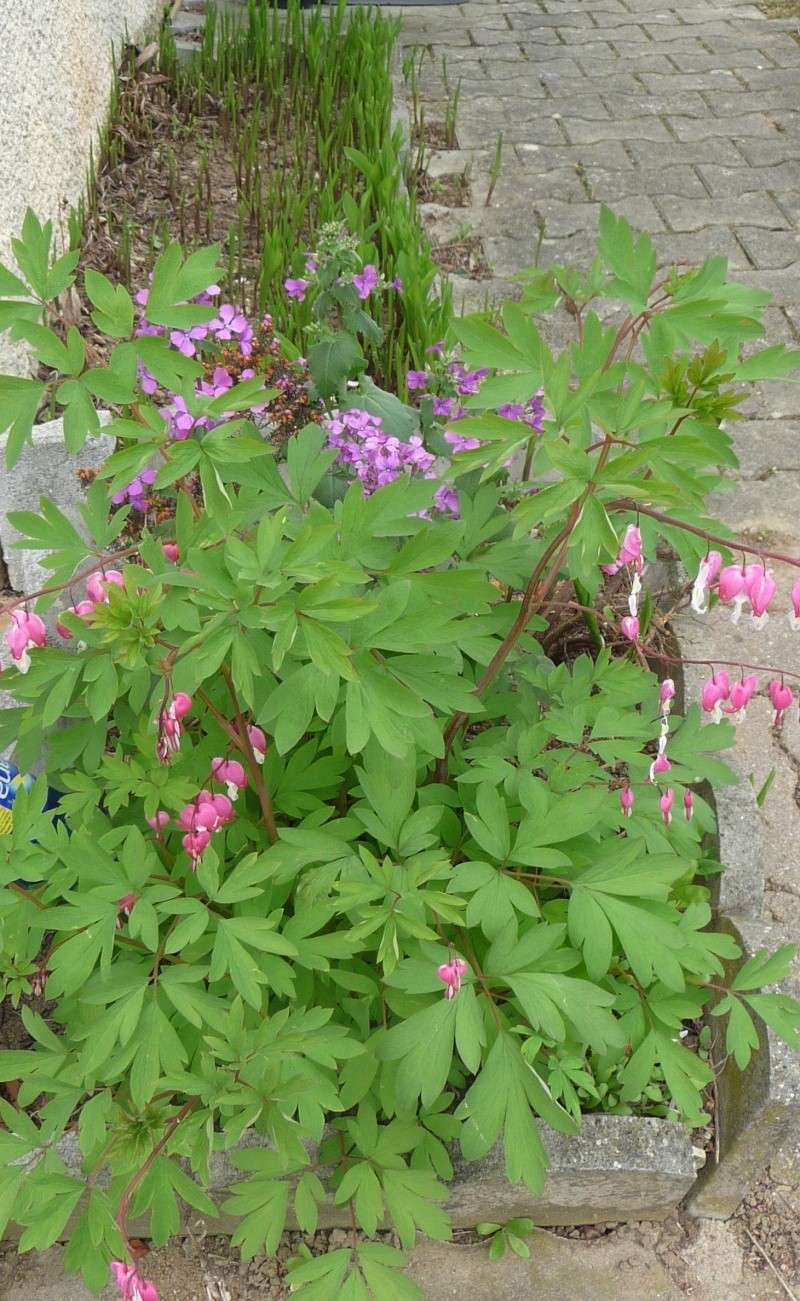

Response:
(398, 0), (800, 935)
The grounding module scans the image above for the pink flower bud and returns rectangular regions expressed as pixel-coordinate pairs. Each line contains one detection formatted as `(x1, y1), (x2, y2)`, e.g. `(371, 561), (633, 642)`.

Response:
(6, 609), (47, 672)
(177, 803), (199, 831)
(618, 524), (644, 572)
(620, 615), (639, 642)
(86, 569), (124, 604)
(769, 679), (793, 726)
(789, 578), (800, 631)
(437, 957), (468, 1000)
(725, 674), (758, 722)
(649, 752), (672, 782)
(659, 678), (676, 708)
(620, 785), (634, 818)
(211, 757), (248, 799)
(247, 724), (267, 764)
(57, 599), (96, 639)
(116, 893), (137, 928)
(701, 672), (731, 722)
(659, 788), (674, 825)
(182, 829), (211, 868)
(748, 569), (776, 628)
(683, 790), (694, 821)
(111, 1261), (159, 1301)
(211, 793), (234, 823)
(193, 801), (217, 830)
(691, 550), (722, 614)
(171, 692), (192, 718)
(162, 542), (180, 563)
(717, 565), (745, 604)
(146, 810), (170, 831)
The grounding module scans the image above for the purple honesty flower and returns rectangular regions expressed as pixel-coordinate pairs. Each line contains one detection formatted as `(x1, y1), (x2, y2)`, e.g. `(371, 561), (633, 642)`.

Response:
(427, 339), (445, 356)
(434, 485), (459, 516)
(391, 276), (404, 292)
(305, 257), (319, 273)
(433, 396), (455, 419)
(112, 467), (157, 512)
(208, 303), (253, 355)
(284, 277), (309, 302)
(169, 324), (209, 358)
(497, 391), (545, 431)
(456, 368), (490, 397)
(407, 370), (428, 391)
(444, 429), (481, 454)
(325, 408), (436, 496)
(137, 361), (158, 396)
(352, 264), (379, 300)
(199, 366), (233, 400)
(498, 403), (526, 422)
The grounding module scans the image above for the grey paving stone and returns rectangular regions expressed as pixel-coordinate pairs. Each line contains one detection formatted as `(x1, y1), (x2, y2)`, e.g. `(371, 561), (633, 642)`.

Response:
(537, 57), (605, 80)
(540, 72), (645, 96)
(643, 21), (741, 41)
(741, 68), (800, 92)
(668, 112), (788, 140)
(485, 164), (588, 204)
(561, 116), (673, 143)
(483, 234), (545, 275)
(525, 38), (620, 59)
(446, 275), (518, 315)
(583, 165), (707, 202)
(467, 26), (525, 47)
(595, 8), (681, 25)
(639, 69), (747, 92)
(539, 95), (614, 120)
(704, 87), (800, 117)
(583, 23), (654, 42)
(512, 9), (600, 26)
(735, 226), (800, 270)
(667, 48), (778, 71)
(514, 140), (634, 170)
(600, 90), (709, 117)
(625, 136), (746, 167)
(752, 41), (800, 69)
(698, 161), (800, 197)
(575, 53), (679, 76)
(481, 116), (568, 146)
(736, 137), (800, 166)
(652, 228), (752, 271)
(724, 419), (800, 481)
(659, 192), (789, 233)
(727, 268), (800, 309)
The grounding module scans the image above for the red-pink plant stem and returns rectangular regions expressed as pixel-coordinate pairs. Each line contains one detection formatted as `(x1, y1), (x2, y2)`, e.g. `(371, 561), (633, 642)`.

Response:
(609, 500), (800, 570)
(646, 648), (800, 683)
(0, 545), (141, 616)
(116, 1098), (197, 1251)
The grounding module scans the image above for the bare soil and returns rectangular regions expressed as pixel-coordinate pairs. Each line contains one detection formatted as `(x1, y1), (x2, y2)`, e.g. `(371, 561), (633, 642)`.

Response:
(432, 233), (491, 279)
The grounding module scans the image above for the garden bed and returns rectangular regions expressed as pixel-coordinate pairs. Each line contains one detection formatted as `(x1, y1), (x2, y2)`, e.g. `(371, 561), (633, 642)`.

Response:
(66, 0), (449, 389)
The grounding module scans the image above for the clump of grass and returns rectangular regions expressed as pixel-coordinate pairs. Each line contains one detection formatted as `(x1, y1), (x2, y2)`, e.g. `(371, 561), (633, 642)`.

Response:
(73, 0), (450, 389)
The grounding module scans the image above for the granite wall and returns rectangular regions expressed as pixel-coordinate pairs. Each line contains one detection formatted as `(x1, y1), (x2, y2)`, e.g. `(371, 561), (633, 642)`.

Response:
(0, 0), (163, 374)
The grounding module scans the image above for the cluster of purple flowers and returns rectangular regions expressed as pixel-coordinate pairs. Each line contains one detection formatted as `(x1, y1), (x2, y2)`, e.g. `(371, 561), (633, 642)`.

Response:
(284, 256), (401, 305)
(324, 408), (457, 515)
(118, 287), (280, 510)
(497, 392), (546, 431)
(407, 349), (545, 464)
(111, 467), (157, 511)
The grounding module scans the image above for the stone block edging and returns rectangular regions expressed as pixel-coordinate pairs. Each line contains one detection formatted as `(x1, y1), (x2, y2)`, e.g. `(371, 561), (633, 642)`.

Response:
(676, 615), (800, 1217)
